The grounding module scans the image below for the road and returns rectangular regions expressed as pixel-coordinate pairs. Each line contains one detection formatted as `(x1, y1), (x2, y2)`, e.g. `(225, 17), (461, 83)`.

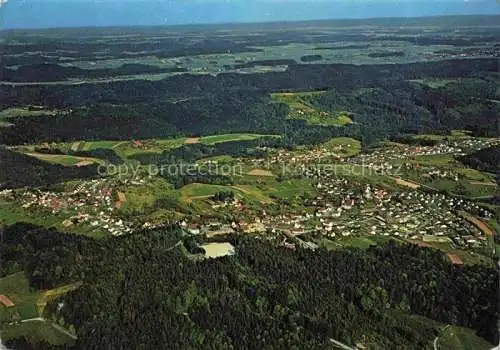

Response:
(329, 338), (356, 350)
(434, 325), (450, 350)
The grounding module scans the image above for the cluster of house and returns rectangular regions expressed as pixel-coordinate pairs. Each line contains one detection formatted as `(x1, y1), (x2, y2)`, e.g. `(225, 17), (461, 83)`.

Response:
(304, 173), (493, 243)
(351, 138), (498, 166)
(175, 167), (493, 251)
(430, 47), (500, 59)
(8, 179), (133, 235)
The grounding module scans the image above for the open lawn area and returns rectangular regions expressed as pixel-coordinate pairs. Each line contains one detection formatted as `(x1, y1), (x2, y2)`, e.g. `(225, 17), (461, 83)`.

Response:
(199, 133), (280, 145)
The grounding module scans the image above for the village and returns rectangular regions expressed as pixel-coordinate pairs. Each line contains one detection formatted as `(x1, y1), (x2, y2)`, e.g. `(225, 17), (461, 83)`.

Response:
(0, 135), (496, 259)
(0, 179), (134, 236)
(176, 170), (494, 254)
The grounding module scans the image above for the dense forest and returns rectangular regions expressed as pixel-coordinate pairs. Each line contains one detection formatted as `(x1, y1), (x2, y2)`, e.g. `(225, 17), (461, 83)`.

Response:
(0, 223), (497, 349)
(1, 58), (496, 108)
(0, 64), (187, 82)
(457, 145), (500, 174)
(0, 60), (498, 147)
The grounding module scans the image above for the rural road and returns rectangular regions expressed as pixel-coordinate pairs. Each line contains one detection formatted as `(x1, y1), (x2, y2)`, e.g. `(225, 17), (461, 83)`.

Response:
(329, 338), (356, 350)
(20, 317), (45, 323)
(434, 325), (450, 350)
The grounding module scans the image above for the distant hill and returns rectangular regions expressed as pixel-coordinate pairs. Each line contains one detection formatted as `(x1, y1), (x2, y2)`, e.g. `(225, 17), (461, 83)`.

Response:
(0, 64), (187, 83)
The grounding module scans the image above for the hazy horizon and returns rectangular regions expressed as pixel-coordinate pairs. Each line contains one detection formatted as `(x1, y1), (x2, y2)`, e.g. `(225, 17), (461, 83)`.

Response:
(1, 0), (499, 30)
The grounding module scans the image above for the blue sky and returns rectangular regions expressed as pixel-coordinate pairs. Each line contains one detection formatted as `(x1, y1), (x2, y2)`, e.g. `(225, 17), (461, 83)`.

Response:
(1, 0), (499, 29)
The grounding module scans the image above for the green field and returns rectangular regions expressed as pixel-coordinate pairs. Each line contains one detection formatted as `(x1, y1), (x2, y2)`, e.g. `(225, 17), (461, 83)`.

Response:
(179, 183), (268, 203)
(0, 108), (57, 127)
(24, 153), (101, 166)
(1, 320), (76, 345)
(22, 134), (278, 165)
(271, 92), (353, 126)
(319, 236), (396, 250)
(0, 200), (106, 239)
(0, 201), (65, 228)
(322, 137), (362, 157)
(117, 178), (177, 215)
(438, 325), (494, 350)
(0, 273), (40, 323)
(268, 179), (316, 200)
(0, 273), (77, 345)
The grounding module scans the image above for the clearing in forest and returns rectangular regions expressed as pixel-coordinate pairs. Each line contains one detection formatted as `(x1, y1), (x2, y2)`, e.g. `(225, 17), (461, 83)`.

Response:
(271, 92), (353, 126)
(446, 253), (464, 265)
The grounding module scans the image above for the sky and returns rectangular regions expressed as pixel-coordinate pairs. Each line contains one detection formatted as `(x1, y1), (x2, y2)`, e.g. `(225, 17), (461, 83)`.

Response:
(0, 0), (499, 29)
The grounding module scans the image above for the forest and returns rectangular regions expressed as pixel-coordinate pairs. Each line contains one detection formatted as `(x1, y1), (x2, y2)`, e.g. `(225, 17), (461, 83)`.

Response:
(0, 223), (497, 349)
(0, 64), (187, 82)
(457, 145), (500, 174)
(0, 147), (99, 189)
(0, 59), (498, 148)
